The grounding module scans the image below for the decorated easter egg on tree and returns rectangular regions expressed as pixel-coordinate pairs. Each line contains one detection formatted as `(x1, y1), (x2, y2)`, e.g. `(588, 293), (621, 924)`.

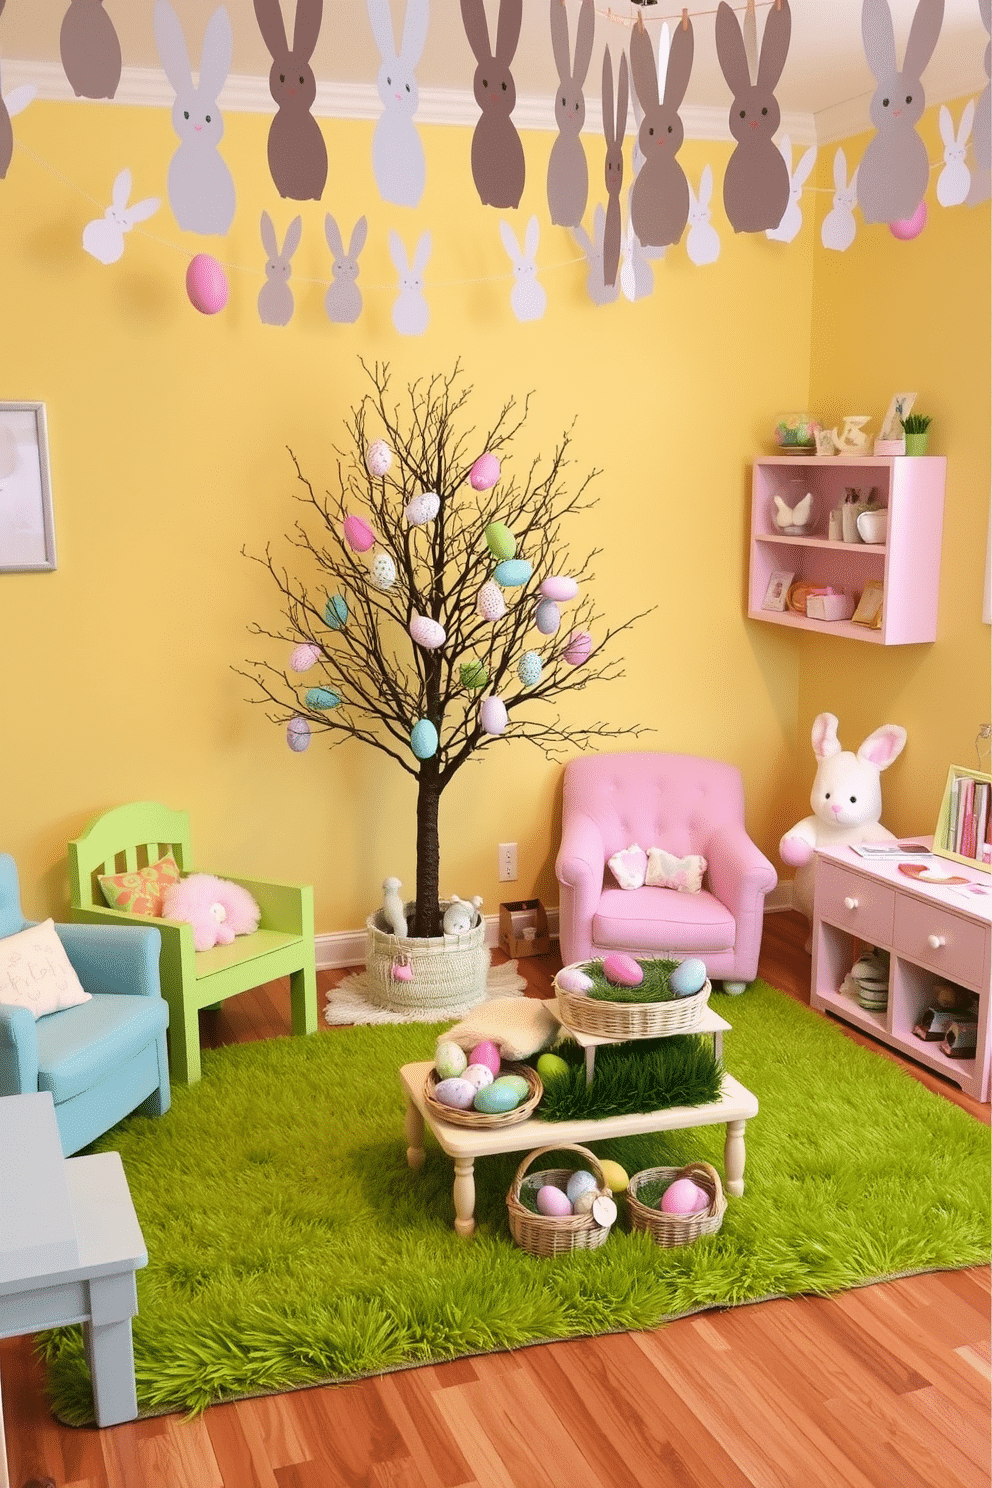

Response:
(470, 451), (500, 490)
(434, 1077), (477, 1110)
(564, 629), (593, 666)
(305, 687), (340, 710)
(410, 719), (439, 759)
(565, 1170), (599, 1206)
(517, 651), (542, 687)
(479, 695), (508, 735)
(537, 1185), (572, 1217)
(660, 1178), (710, 1215)
(186, 254), (228, 313)
(343, 514), (377, 553)
(286, 717), (311, 752)
(324, 595), (348, 630)
(534, 599), (561, 635)
(670, 957), (708, 997)
(493, 558), (532, 587)
(556, 967), (593, 995)
(435, 1041), (468, 1080)
(539, 575), (579, 602)
(405, 491), (440, 525)
(603, 951), (643, 987)
(290, 643), (320, 673)
(370, 550), (397, 589)
(469, 1041), (501, 1076)
(460, 659), (489, 691)
(477, 581), (507, 621)
(409, 613), (446, 649)
(365, 439), (392, 477)
(485, 522), (516, 560)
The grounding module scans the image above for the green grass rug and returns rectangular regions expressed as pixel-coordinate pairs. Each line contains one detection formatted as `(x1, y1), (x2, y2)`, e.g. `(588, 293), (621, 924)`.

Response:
(41, 980), (991, 1424)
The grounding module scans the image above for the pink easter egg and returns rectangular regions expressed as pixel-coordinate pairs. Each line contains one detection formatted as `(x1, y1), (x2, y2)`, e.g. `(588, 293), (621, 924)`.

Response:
(343, 514), (377, 553)
(539, 575), (579, 602)
(479, 695), (508, 735)
(470, 452), (500, 490)
(563, 629), (593, 666)
(186, 254), (228, 314)
(477, 580), (507, 621)
(536, 1184), (573, 1217)
(289, 643), (320, 673)
(409, 613), (446, 649)
(557, 966), (594, 994)
(469, 1040), (501, 1076)
(660, 1178), (710, 1215)
(602, 952), (643, 987)
(888, 200), (927, 240)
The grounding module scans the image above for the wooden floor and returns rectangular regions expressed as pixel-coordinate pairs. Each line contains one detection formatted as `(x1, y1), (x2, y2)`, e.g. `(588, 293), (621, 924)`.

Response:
(3, 910), (989, 1488)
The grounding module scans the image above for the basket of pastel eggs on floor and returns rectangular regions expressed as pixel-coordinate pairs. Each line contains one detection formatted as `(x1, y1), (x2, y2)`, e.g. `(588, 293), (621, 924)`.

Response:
(554, 953), (711, 1040)
(625, 1160), (726, 1247)
(507, 1144), (624, 1257)
(425, 1039), (543, 1127)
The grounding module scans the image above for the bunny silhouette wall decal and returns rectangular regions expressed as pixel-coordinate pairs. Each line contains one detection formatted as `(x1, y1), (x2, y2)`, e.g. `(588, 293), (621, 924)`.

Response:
(153, 1), (236, 235)
(367, 0), (429, 207)
(253, 0), (328, 201)
(460, 0), (525, 208)
(857, 0), (945, 225)
(82, 168), (160, 263)
(629, 11), (694, 248)
(60, 0), (122, 99)
(715, 0), (792, 233)
(546, 0), (594, 228)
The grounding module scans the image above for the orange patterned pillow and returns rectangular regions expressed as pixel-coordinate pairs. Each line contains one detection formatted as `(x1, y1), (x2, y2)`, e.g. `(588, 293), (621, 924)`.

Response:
(98, 852), (181, 916)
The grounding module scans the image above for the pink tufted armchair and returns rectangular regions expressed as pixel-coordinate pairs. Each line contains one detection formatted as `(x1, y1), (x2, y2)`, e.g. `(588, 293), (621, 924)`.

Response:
(555, 752), (778, 994)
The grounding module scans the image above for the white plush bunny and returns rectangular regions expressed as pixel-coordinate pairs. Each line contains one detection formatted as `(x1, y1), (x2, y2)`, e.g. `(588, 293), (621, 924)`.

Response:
(324, 214), (367, 325)
(937, 100), (975, 207)
(153, 0), (236, 236)
(686, 165), (720, 265)
(257, 212), (302, 326)
(821, 148), (859, 253)
(389, 229), (431, 335)
(499, 215), (546, 322)
(443, 894), (483, 934)
(82, 168), (160, 264)
(766, 136), (817, 243)
(367, 0), (429, 207)
(571, 204), (620, 306)
(780, 712), (907, 944)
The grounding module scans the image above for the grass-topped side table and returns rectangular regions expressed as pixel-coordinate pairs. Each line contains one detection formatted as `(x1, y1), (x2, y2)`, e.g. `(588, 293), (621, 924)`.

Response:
(398, 1061), (759, 1238)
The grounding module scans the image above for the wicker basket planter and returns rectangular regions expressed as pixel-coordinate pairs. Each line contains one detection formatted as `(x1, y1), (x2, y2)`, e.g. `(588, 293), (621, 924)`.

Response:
(423, 1063), (543, 1129)
(507, 1144), (616, 1257)
(364, 902), (490, 1015)
(625, 1160), (726, 1247)
(554, 961), (712, 1039)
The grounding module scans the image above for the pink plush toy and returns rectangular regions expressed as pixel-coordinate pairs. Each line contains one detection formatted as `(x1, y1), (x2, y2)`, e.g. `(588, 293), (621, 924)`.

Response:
(161, 874), (261, 951)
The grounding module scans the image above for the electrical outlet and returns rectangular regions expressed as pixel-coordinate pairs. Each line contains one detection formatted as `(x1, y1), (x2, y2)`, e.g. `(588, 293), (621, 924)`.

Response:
(498, 843), (518, 882)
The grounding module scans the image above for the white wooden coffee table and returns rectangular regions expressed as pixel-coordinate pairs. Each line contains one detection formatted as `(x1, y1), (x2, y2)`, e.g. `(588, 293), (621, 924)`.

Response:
(399, 1061), (759, 1238)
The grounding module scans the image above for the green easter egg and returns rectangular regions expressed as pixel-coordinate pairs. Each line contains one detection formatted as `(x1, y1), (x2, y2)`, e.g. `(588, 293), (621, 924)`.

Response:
(459, 659), (489, 691)
(536, 1053), (570, 1083)
(497, 1073), (530, 1101)
(485, 522), (516, 561)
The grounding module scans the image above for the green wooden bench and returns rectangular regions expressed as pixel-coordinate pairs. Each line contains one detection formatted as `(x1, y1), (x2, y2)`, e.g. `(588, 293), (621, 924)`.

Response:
(68, 802), (318, 1085)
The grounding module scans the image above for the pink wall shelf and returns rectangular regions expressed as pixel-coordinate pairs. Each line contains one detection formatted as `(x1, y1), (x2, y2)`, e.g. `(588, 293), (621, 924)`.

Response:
(747, 455), (946, 645)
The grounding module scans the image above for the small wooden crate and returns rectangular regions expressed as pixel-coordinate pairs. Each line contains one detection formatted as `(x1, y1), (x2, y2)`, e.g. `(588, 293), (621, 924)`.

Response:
(498, 899), (551, 958)
(625, 1161), (726, 1247)
(507, 1144), (615, 1256)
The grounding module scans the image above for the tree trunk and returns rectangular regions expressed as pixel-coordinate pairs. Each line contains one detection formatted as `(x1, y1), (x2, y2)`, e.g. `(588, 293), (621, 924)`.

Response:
(412, 763), (442, 938)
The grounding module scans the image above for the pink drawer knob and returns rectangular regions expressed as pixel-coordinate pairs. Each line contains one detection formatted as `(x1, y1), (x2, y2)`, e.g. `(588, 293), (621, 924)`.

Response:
(927, 934), (946, 950)
(844, 896), (859, 911)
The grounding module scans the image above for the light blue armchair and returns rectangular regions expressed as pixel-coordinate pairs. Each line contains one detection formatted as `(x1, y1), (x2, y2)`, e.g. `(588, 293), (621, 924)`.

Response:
(0, 853), (170, 1156)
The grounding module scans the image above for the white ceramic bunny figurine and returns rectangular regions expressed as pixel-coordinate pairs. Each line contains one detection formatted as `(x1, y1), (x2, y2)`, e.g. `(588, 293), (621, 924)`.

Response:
(382, 877), (407, 937)
(780, 712), (907, 947)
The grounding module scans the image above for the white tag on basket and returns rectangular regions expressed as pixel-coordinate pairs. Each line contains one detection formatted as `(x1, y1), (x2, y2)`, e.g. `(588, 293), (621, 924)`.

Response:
(592, 1195), (617, 1228)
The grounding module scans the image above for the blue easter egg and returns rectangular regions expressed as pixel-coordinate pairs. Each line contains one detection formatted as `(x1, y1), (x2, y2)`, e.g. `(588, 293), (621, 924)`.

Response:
(324, 595), (348, 630)
(534, 598), (561, 635)
(473, 1079), (521, 1114)
(670, 957), (708, 997)
(493, 559), (532, 588)
(286, 717), (311, 752)
(305, 687), (340, 710)
(517, 650), (542, 687)
(410, 719), (439, 759)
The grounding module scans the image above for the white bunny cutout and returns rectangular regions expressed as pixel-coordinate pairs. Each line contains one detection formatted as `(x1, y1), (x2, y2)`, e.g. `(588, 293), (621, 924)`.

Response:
(765, 136), (817, 243)
(257, 212), (302, 326)
(572, 204), (620, 306)
(153, 0), (236, 236)
(620, 191), (656, 302)
(367, 0), (429, 207)
(389, 229), (431, 335)
(821, 147), (859, 252)
(499, 215), (546, 322)
(82, 168), (160, 264)
(937, 100), (975, 207)
(686, 165), (720, 265)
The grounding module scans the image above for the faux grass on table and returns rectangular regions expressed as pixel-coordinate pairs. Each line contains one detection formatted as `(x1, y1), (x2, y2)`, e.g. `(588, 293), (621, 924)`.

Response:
(40, 980), (992, 1423)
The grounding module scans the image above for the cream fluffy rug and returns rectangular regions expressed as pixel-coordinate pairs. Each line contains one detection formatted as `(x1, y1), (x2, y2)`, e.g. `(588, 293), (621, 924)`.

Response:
(323, 958), (528, 1025)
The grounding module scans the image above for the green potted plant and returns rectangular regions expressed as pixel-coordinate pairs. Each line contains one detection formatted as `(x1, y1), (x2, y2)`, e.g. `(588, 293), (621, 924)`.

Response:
(902, 412), (932, 455)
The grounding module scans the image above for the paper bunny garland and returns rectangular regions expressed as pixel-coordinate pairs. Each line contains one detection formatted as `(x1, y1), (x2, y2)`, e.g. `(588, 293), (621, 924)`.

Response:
(765, 136), (817, 243)
(390, 230), (431, 335)
(461, 0), (525, 208)
(629, 13), (694, 249)
(257, 211), (302, 325)
(715, 0), (792, 234)
(253, 0), (328, 201)
(367, 0), (429, 207)
(937, 101), (974, 207)
(600, 45), (629, 289)
(546, 0), (594, 228)
(324, 214), (368, 324)
(60, 0), (122, 100)
(0, 69), (35, 181)
(857, 0), (944, 225)
(821, 148), (859, 252)
(153, 1), (236, 235)
(967, 0), (991, 207)
(499, 216), (547, 322)
(83, 169), (160, 264)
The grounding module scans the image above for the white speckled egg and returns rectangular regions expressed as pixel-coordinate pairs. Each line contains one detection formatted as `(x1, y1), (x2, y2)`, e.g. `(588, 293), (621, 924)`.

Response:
(573, 1189), (599, 1215)
(517, 651), (542, 687)
(370, 550), (397, 590)
(557, 967), (594, 995)
(433, 1077), (477, 1110)
(462, 1062), (495, 1091)
(434, 1041), (468, 1080)
(566, 1170), (599, 1206)
(409, 613), (446, 649)
(536, 1185), (572, 1217)
(539, 575), (579, 602)
(479, 695), (508, 735)
(290, 643), (320, 673)
(405, 491), (440, 525)
(670, 957), (708, 997)
(477, 581), (507, 621)
(365, 440), (392, 477)
(286, 717), (311, 752)
(534, 599), (561, 635)
(563, 629), (593, 666)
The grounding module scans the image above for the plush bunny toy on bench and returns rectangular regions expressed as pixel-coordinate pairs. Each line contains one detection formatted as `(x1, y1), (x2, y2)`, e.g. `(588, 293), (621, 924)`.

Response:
(780, 712), (907, 948)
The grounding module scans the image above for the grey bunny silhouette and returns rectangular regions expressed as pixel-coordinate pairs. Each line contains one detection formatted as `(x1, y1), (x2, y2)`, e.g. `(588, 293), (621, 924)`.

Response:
(572, 204), (620, 306)
(601, 45), (628, 289)
(460, 0), (525, 208)
(629, 12), (694, 248)
(546, 0), (594, 228)
(153, 1), (236, 235)
(715, 0), (792, 233)
(60, 0), (122, 99)
(324, 214), (367, 324)
(857, 0), (944, 224)
(258, 212), (302, 326)
(968, 0), (991, 205)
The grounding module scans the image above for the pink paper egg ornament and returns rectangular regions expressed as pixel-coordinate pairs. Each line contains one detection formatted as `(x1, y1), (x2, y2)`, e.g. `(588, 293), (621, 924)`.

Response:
(539, 575), (579, 602)
(469, 451), (500, 490)
(563, 629), (593, 666)
(889, 200), (928, 240)
(343, 514), (377, 553)
(186, 253), (228, 314)
(289, 643), (321, 673)
(286, 717), (311, 752)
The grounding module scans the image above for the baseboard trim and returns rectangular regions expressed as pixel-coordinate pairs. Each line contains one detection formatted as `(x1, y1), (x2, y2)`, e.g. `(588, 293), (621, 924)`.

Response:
(315, 896), (794, 969)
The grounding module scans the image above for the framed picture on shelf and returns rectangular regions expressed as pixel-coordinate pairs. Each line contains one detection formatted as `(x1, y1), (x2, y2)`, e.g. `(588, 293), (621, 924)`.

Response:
(762, 569), (795, 611)
(934, 765), (992, 873)
(0, 402), (56, 573)
(814, 429), (835, 456)
(851, 578), (884, 628)
(879, 391), (916, 441)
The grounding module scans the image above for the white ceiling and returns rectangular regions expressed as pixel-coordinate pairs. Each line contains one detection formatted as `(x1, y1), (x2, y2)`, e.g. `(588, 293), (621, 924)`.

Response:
(1, 1), (987, 141)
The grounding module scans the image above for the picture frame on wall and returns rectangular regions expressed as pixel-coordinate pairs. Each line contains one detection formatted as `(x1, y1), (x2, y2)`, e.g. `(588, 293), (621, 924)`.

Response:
(0, 401), (56, 573)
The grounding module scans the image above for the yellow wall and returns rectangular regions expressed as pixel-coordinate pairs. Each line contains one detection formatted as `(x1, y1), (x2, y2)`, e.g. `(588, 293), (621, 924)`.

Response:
(0, 94), (984, 932)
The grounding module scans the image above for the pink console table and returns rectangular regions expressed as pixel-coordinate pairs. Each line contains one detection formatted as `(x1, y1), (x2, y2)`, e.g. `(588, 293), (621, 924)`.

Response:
(811, 842), (991, 1102)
